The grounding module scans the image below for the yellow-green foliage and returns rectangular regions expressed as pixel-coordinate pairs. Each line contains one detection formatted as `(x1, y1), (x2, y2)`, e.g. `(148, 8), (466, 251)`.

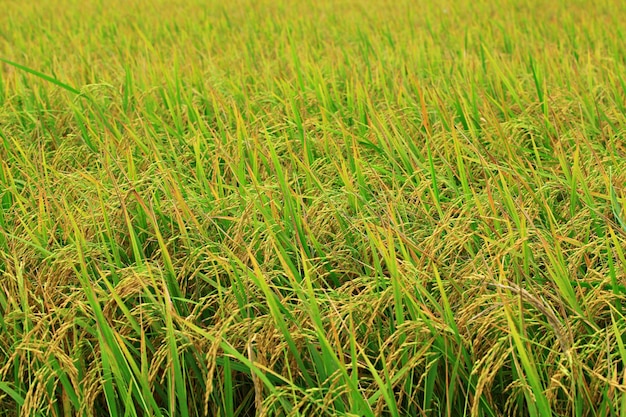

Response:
(1, 0), (626, 416)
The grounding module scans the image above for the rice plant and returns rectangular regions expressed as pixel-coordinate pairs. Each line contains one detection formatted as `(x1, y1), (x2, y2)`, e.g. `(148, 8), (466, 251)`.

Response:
(1, 0), (626, 415)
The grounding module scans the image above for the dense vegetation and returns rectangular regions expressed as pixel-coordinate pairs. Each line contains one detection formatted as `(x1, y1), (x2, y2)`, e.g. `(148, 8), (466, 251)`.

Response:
(2, 0), (626, 415)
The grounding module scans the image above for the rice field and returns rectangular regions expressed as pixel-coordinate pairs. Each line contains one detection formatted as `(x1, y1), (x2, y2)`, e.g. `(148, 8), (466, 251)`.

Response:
(1, 0), (626, 415)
